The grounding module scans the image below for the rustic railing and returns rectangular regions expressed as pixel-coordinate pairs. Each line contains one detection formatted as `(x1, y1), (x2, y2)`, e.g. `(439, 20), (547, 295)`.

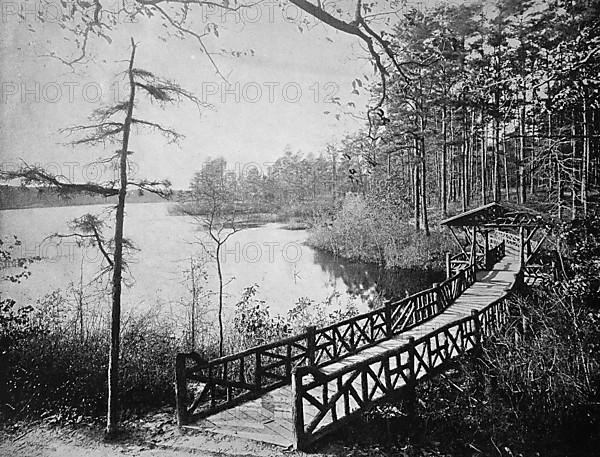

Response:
(522, 263), (555, 285)
(175, 263), (479, 424)
(292, 278), (515, 450)
(490, 230), (520, 255)
(447, 240), (505, 274)
(447, 251), (469, 275)
(486, 241), (505, 269)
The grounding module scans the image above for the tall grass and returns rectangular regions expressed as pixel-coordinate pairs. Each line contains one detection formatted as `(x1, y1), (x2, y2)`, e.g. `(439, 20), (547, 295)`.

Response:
(0, 283), (358, 424)
(0, 292), (181, 422)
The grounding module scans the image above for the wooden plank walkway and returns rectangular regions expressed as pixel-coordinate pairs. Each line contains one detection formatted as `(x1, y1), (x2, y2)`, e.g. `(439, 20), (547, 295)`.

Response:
(189, 256), (520, 447)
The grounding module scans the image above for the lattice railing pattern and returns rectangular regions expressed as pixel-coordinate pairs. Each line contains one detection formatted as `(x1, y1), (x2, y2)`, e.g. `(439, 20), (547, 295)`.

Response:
(292, 289), (515, 449)
(486, 241), (506, 269)
(490, 230), (520, 255)
(175, 264), (479, 423)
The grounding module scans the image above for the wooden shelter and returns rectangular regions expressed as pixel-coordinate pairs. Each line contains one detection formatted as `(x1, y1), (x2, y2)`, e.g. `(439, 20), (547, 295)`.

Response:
(440, 202), (551, 275)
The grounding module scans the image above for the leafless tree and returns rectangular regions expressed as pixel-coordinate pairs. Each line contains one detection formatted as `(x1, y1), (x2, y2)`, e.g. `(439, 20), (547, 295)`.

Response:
(185, 159), (244, 356)
(1, 37), (210, 436)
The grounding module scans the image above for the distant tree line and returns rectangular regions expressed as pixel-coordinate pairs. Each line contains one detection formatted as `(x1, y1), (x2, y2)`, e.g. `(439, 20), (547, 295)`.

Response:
(0, 185), (165, 210)
(185, 146), (371, 213)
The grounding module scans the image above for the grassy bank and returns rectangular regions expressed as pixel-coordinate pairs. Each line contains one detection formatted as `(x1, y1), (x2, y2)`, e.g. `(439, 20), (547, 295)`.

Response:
(0, 284), (357, 425)
(168, 199), (336, 229)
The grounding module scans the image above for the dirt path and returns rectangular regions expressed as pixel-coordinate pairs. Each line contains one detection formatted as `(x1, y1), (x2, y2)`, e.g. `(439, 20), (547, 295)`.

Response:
(0, 422), (308, 457)
(0, 407), (445, 457)
(0, 409), (345, 457)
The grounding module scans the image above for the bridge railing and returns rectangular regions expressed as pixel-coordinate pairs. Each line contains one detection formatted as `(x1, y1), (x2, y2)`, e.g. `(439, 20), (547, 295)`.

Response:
(175, 264), (478, 424)
(292, 277), (514, 450)
(448, 240), (506, 274)
(486, 241), (505, 269)
(490, 230), (520, 255)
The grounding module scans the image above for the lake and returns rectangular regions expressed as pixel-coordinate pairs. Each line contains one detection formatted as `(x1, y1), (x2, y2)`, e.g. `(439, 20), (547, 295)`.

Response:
(0, 202), (443, 318)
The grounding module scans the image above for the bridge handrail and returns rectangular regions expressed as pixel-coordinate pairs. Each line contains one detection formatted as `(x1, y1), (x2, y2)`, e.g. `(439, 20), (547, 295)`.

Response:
(448, 240), (506, 273)
(175, 262), (480, 423)
(486, 241), (506, 268)
(173, 237), (518, 424)
(490, 230), (520, 252)
(292, 269), (518, 449)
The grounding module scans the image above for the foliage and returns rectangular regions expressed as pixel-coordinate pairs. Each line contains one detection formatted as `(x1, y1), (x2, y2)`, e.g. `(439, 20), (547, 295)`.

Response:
(230, 285), (359, 350)
(309, 194), (453, 269)
(484, 289), (600, 436)
(333, 213), (600, 456)
(401, 283), (600, 456)
(231, 285), (289, 349)
(558, 214), (600, 304)
(285, 294), (359, 332)
(183, 152), (343, 224)
(0, 290), (181, 422)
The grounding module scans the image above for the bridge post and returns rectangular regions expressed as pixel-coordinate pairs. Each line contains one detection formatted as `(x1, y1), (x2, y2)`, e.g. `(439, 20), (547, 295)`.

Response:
(306, 326), (316, 366)
(291, 367), (306, 450)
(445, 252), (451, 279)
(470, 226), (477, 271)
(483, 231), (490, 270)
(405, 337), (417, 421)
(471, 309), (492, 395)
(432, 283), (440, 313)
(471, 309), (481, 349)
(519, 226), (525, 267)
(515, 270), (525, 290)
(385, 301), (393, 337)
(255, 352), (262, 391)
(174, 353), (188, 426)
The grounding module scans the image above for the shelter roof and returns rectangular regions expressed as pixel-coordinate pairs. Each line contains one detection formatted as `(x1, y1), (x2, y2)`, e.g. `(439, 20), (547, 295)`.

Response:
(440, 202), (549, 228)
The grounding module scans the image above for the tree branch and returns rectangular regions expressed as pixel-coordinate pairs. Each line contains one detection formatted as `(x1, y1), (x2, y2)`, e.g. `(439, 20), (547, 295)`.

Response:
(0, 166), (119, 197)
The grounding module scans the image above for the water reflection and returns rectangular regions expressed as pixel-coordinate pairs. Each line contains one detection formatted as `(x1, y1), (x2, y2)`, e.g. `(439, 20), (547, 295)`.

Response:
(1, 202), (444, 316)
(311, 249), (445, 307)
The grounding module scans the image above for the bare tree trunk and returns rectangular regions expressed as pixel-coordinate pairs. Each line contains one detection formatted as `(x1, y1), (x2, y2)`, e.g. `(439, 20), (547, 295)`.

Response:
(77, 256), (84, 343)
(106, 38), (136, 437)
(481, 113), (487, 205)
(571, 111), (577, 219)
(469, 111), (475, 204)
(518, 92), (527, 204)
(582, 93), (590, 216)
(442, 105), (448, 216)
(493, 116), (500, 202)
(216, 242), (224, 356)
(503, 131), (510, 201)
(190, 256), (196, 351)
(414, 138), (420, 231)
(530, 116), (536, 196)
(462, 105), (468, 211)
(421, 134), (430, 236)
(331, 151), (337, 204)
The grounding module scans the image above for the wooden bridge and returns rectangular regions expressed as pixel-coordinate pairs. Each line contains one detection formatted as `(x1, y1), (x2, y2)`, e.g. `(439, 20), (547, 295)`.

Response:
(174, 203), (552, 450)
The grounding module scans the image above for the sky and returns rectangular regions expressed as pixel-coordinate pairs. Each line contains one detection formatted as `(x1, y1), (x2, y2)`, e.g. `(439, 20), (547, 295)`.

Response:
(0, 0), (383, 189)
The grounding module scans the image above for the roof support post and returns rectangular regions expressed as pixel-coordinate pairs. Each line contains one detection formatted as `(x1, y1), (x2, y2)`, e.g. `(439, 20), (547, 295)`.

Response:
(471, 226), (477, 270)
(519, 226), (525, 267)
(484, 230), (490, 270)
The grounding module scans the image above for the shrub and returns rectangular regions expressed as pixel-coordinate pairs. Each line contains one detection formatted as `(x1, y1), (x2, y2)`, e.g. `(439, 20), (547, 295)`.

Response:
(308, 194), (453, 269)
(230, 285), (289, 349)
(482, 288), (600, 437)
(1, 290), (184, 422)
